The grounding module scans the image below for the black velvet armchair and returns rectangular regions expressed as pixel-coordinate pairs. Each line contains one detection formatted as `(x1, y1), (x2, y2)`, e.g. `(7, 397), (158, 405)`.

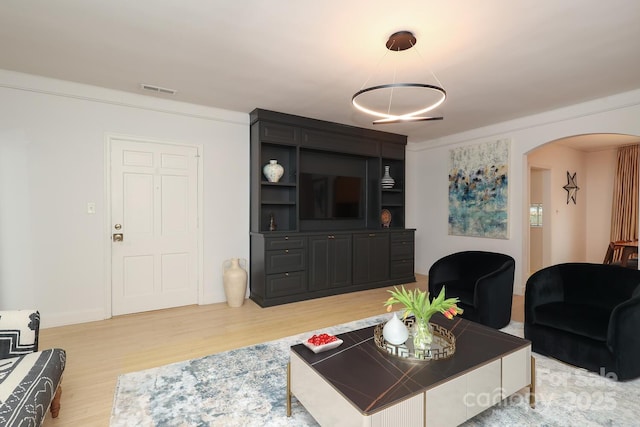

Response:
(428, 251), (515, 329)
(525, 263), (640, 381)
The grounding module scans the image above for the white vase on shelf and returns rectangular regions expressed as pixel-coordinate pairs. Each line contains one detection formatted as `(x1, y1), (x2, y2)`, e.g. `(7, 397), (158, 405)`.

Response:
(382, 312), (409, 345)
(381, 165), (395, 189)
(263, 160), (284, 183)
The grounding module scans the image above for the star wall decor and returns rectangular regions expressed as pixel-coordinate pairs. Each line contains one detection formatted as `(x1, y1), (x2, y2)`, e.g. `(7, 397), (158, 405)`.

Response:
(563, 171), (579, 204)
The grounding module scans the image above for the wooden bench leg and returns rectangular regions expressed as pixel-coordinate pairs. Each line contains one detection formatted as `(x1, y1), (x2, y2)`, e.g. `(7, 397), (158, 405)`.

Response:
(286, 363), (292, 417)
(529, 356), (536, 409)
(50, 385), (62, 418)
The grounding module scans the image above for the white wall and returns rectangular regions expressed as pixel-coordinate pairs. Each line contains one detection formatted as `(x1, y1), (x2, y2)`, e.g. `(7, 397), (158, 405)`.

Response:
(0, 70), (250, 327)
(406, 89), (640, 294)
(528, 143), (588, 263)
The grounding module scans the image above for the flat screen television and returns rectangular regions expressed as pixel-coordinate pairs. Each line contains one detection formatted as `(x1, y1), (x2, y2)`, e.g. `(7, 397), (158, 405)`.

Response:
(299, 173), (363, 219)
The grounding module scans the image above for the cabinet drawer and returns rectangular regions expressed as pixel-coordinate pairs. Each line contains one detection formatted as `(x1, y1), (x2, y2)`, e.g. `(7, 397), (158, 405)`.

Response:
(390, 230), (415, 243)
(265, 236), (306, 251)
(390, 259), (414, 279)
(266, 271), (307, 297)
(391, 241), (414, 260)
(266, 249), (306, 274)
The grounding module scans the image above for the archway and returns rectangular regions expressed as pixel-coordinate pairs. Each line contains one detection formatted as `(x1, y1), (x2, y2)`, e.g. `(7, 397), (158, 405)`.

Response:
(524, 133), (640, 278)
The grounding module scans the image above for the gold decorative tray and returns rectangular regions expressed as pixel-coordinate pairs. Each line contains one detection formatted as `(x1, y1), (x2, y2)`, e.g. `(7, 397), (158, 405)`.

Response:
(373, 317), (456, 361)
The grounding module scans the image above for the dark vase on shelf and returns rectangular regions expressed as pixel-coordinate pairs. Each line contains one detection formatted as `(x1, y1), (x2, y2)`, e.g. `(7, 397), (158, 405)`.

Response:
(381, 165), (395, 189)
(268, 212), (277, 231)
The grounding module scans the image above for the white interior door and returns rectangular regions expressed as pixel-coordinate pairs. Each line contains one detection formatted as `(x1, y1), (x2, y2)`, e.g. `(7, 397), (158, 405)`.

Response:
(110, 138), (199, 315)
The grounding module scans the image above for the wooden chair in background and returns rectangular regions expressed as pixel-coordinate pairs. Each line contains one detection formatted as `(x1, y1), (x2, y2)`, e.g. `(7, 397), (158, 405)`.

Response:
(604, 240), (639, 268)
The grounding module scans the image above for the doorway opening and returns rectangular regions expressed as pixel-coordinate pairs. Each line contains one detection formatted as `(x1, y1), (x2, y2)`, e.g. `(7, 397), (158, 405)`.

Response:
(524, 133), (640, 283)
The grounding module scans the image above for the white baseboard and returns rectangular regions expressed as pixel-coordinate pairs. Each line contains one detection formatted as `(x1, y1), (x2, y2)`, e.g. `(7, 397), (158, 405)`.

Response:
(40, 308), (108, 329)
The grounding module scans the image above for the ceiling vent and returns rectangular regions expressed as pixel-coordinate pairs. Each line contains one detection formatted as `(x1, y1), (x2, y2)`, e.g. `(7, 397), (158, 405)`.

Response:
(140, 84), (177, 95)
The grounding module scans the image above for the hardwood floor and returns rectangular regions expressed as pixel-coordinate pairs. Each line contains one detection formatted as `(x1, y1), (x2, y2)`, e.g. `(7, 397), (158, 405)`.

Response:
(40, 274), (524, 426)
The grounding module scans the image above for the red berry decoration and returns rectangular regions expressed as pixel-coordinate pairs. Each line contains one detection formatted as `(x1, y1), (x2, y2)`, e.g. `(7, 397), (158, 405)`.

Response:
(307, 333), (337, 346)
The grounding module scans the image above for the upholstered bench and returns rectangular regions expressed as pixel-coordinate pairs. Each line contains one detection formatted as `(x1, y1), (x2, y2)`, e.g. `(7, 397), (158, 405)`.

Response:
(0, 310), (66, 426)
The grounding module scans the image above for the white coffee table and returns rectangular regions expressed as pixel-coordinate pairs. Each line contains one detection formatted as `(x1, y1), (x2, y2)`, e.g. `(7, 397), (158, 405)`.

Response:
(287, 316), (534, 426)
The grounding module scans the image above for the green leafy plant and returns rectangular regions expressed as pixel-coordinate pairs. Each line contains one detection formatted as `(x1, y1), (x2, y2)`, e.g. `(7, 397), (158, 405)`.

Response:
(384, 286), (463, 322)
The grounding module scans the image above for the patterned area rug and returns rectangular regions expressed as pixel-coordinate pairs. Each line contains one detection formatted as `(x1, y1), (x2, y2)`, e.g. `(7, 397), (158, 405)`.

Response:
(111, 315), (640, 426)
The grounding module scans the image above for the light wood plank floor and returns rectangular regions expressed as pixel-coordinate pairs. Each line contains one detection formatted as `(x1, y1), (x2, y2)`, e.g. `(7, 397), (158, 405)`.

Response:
(40, 274), (523, 426)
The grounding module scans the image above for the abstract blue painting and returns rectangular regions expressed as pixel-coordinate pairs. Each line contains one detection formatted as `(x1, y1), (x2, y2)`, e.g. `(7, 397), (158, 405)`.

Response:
(448, 139), (509, 239)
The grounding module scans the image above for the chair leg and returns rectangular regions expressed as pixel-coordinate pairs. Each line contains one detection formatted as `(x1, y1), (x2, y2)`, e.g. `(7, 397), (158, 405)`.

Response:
(50, 385), (62, 418)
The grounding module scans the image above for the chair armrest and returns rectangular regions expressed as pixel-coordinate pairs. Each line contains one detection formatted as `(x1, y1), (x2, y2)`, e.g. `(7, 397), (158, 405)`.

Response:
(474, 260), (515, 328)
(0, 310), (40, 358)
(607, 296), (640, 379)
(474, 260), (515, 304)
(524, 268), (565, 325)
(607, 296), (640, 353)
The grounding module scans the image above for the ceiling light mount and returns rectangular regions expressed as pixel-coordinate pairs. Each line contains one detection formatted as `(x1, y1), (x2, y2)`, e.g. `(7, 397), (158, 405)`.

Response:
(352, 30), (446, 125)
(385, 30), (417, 51)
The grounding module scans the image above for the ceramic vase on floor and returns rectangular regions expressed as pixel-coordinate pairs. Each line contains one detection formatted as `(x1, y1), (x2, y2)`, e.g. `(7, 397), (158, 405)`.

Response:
(223, 258), (248, 307)
(263, 160), (284, 183)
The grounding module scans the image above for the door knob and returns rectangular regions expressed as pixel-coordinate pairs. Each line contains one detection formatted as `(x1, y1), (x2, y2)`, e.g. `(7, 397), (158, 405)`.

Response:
(114, 224), (122, 230)
(113, 233), (124, 242)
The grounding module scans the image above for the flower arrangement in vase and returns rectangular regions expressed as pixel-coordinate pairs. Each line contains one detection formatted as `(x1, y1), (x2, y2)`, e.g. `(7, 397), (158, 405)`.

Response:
(384, 286), (463, 350)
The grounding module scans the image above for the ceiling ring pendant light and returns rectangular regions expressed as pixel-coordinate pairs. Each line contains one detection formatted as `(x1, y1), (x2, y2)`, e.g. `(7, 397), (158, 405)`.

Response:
(352, 30), (446, 125)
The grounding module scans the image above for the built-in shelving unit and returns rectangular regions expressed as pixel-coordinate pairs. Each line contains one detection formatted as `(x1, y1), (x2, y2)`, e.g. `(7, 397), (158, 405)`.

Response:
(381, 156), (405, 228)
(249, 109), (415, 307)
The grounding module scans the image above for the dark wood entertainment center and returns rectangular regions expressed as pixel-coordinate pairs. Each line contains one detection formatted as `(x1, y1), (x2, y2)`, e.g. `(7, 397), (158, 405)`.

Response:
(249, 109), (415, 307)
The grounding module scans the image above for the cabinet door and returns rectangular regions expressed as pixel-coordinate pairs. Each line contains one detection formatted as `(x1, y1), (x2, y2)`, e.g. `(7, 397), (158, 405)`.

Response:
(331, 235), (352, 288)
(353, 233), (389, 284)
(308, 235), (352, 290)
(260, 123), (299, 144)
(308, 236), (330, 290)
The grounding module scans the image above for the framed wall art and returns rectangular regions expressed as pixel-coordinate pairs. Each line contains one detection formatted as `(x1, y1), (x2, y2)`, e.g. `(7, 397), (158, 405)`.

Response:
(448, 139), (510, 239)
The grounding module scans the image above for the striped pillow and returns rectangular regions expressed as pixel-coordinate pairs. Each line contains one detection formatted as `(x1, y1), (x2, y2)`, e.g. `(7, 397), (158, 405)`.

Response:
(0, 311), (40, 359)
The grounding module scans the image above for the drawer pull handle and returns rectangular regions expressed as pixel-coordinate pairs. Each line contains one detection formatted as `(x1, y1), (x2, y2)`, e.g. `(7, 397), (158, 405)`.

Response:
(285, 249), (289, 253)
(285, 272), (289, 276)
(285, 236), (289, 240)
(369, 233), (376, 237)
